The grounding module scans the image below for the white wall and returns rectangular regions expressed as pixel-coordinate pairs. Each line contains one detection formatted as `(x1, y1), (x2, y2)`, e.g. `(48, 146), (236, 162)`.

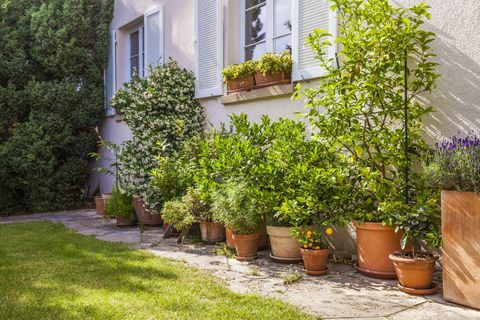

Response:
(90, 0), (480, 194)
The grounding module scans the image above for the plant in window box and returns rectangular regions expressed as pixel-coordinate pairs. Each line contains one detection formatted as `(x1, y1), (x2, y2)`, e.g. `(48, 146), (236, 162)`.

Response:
(211, 178), (263, 260)
(105, 187), (137, 227)
(254, 51), (292, 88)
(222, 60), (256, 93)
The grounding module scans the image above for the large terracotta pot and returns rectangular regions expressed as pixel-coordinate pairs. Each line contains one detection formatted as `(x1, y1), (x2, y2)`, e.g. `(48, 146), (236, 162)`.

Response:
(267, 226), (302, 261)
(232, 232), (261, 261)
(116, 215), (137, 227)
(354, 221), (403, 279)
(389, 251), (436, 294)
(254, 71), (291, 88)
(441, 190), (480, 309)
(226, 75), (254, 94)
(94, 196), (105, 216)
(132, 195), (163, 226)
(300, 248), (330, 276)
(225, 227), (235, 248)
(199, 221), (226, 244)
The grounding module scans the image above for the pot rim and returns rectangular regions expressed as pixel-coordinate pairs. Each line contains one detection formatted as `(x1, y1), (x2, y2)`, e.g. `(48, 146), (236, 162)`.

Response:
(389, 251), (437, 263)
(300, 247), (330, 255)
(353, 221), (395, 231)
(232, 232), (261, 240)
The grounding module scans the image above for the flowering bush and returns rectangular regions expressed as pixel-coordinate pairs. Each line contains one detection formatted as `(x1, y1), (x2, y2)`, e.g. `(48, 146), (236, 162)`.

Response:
(292, 227), (334, 250)
(424, 135), (480, 192)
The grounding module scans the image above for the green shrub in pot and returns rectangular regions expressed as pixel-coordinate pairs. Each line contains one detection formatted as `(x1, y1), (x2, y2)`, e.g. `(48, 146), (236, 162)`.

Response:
(105, 187), (135, 220)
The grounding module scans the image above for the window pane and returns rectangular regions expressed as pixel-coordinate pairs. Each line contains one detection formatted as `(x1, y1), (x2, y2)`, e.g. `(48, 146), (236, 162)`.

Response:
(130, 56), (139, 77)
(245, 0), (266, 9)
(245, 4), (267, 46)
(130, 31), (139, 56)
(245, 41), (267, 61)
(274, 0), (292, 37)
(274, 34), (292, 53)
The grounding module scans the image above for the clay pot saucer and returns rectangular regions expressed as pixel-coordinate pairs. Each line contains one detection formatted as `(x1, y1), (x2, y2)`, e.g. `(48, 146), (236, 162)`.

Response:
(236, 255), (257, 262)
(269, 253), (303, 264)
(303, 268), (328, 276)
(398, 282), (438, 295)
(354, 263), (398, 280)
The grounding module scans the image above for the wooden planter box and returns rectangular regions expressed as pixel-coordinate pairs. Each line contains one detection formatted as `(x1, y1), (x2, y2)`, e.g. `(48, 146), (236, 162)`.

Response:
(226, 75), (254, 94)
(254, 71), (291, 89)
(441, 190), (480, 309)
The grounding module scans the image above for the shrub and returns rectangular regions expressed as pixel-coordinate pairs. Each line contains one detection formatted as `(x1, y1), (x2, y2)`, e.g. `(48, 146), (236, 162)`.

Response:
(255, 51), (292, 75)
(112, 60), (205, 210)
(222, 60), (256, 81)
(105, 187), (135, 219)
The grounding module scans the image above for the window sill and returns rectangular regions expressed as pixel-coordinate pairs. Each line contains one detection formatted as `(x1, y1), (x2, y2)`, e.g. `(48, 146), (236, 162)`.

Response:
(221, 84), (294, 105)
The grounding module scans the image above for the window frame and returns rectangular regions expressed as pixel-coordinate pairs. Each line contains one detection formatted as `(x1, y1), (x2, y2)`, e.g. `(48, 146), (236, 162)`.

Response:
(127, 25), (145, 79)
(240, 0), (292, 62)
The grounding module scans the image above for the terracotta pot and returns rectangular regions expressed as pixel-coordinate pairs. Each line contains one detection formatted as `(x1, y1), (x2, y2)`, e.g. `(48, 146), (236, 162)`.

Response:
(267, 226), (301, 259)
(116, 215), (137, 227)
(132, 195), (163, 226)
(441, 190), (480, 309)
(254, 71), (291, 88)
(199, 221), (226, 244)
(226, 75), (254, 93)
(225, 227), (235, 248)
(94, 196), (105, 216)
(232, 232), (261, 261)
(300, 247), (330, 276)
(354, 221), (404, 279)
(389, 251), (436, 290)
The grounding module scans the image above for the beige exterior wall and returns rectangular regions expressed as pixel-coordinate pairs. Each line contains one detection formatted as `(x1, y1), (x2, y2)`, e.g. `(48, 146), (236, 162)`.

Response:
(91, 0), (480, 194)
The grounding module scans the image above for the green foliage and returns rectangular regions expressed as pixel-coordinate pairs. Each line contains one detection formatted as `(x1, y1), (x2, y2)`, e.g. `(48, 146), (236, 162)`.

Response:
(161, 187), (211, 230)
(255, 51), (292, 75)
(211, 179), (263, 235)
(0, 0), (113, 214)
(105, 187), (135, 218)
(222, 60), (256, 81)
(112, 60), (205, 210)
(296, 0), (439, 225)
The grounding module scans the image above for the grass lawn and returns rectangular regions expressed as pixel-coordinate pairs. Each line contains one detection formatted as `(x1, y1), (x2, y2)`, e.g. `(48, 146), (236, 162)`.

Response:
(0, 222), (313, 320)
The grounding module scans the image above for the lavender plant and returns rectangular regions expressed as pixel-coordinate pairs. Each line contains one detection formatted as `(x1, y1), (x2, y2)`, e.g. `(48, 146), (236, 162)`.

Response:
(424, 135), (480, 193)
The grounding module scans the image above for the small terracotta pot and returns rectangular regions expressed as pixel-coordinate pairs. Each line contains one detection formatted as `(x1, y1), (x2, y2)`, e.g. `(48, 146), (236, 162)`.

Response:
(232, 232), (261, 261)
(254, 71), (291, 88)
(225, 227), (235, 248)
(132, 195), (163, 226)
(389, 251), (436, 291)
(116, 215), (137, 227)
(354, 221), (404, 279)
(199, 221), (226, 244)
(94, 196), (105, 216)
(226, 75), (254, 93)
(267, 226), (301, 259)
(300, 247), (330, 276)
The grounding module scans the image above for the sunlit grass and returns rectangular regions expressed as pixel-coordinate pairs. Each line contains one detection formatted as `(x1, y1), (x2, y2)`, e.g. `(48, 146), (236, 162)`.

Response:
(0, 222), (313, 320)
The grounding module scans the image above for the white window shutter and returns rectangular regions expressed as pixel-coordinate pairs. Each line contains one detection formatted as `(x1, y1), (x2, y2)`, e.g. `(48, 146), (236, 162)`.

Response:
(144, 5), (164, 76)
(292, 0), (337, 81)
(105, 30), (116, 116)
(195, 0), (223, 98)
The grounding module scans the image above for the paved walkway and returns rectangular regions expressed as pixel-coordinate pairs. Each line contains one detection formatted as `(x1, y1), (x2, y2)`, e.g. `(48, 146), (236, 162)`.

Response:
(1, 210), (479, 320)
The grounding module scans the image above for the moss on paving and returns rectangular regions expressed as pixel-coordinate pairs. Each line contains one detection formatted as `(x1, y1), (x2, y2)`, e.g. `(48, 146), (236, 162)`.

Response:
(0, 222), (313, 320)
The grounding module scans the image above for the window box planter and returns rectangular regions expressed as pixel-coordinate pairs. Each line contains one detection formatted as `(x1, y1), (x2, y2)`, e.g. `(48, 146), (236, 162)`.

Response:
(254, 71), (291, 89)
(441, 190), (480, 309)
(226, 75), (255, 94)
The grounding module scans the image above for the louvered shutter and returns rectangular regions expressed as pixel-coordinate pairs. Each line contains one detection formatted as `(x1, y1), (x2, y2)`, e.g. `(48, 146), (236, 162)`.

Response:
(144, 5), (164, 76)
(195, 0), (223, 98)
(105, 30), (116, 116)
(292, 0), (337, 81)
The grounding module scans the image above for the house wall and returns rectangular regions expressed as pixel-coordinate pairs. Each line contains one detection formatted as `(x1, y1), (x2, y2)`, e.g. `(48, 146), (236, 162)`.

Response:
(91, 0), (480, 204)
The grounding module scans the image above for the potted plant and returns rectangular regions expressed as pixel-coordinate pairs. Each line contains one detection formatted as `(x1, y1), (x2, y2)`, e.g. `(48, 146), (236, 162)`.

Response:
(94, 195), (105, 216)
(423, 136), (480, 308)
(161, 187), (225, 244)
(105, 187), (137, 227)
(292, 227), (334, 275)
(297, 0), (438, 278)
(222, 60), (256, 94)
(254, 51), (292, 88)
(212, 179), (262, 260)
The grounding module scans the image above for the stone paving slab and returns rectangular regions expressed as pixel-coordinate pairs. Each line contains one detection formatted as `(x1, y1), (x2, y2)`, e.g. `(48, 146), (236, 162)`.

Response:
(1, 210), (479, 320)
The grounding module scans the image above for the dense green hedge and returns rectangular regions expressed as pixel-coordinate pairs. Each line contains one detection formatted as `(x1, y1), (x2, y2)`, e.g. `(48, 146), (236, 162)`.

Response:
(0, 0), (114, 214)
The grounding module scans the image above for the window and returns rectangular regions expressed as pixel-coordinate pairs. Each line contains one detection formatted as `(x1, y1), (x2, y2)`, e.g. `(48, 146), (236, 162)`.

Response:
(243, 0), (292, 61)
(129, 26), (144, 78)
